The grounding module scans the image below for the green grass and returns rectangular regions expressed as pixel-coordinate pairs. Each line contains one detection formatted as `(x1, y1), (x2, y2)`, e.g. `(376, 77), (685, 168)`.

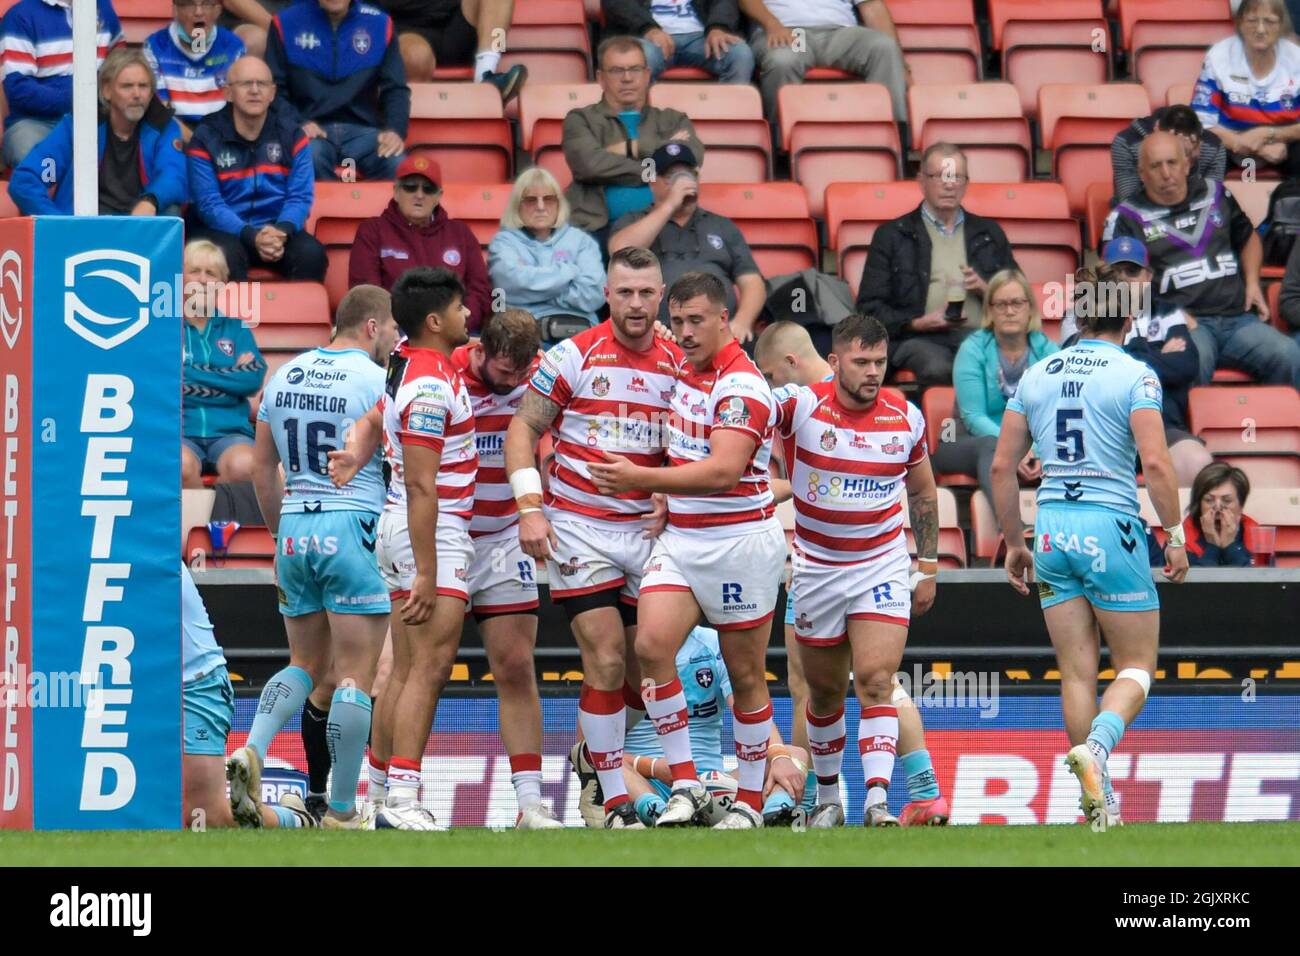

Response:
(3, 822), (1298, 866)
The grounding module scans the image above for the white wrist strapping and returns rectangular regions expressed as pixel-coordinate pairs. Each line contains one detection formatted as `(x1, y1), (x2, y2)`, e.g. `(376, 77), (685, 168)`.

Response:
(1163, 524), (1186, 549)
(509, 467), (543, 500)
(908, 570), (936, 590)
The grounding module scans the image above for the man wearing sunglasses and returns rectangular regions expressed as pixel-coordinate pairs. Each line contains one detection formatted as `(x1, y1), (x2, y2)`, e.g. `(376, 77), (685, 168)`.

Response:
(349, 152), (492, 332)
(144, 0), (246, 143)
(187, 56), (326, 281)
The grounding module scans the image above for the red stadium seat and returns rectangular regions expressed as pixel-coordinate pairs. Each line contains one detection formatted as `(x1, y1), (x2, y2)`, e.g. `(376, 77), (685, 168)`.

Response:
(964, 182), (1081, 286)
(890, 0), (983, 84)
(115, 0), (170, 44)
(902, 487), (967, 568)
(987, 0), (1111, 117)
(970, 489), (1038, 564)
(0, 191), (18, 219)
(921, 388), (977, 488)
(309, 182), (392, 308)
(1189, 386), (1300, 456)
(1117, 0), (1232, 106)
(185, 525), (276, 570)
(405, 84), (514, 183)
(1031, 281), (1067, 341)
(824, 181), (923, 298)
(1084, 179), (1114, 251)
(500, 0), (592, 83)
(659, 67), (712, 81)
(1246, 488), (1300, 565)
(240, 282), (332, 352)
(649, 83), (771, 182)
(697, 182), (817, 276)
(804, 68), (856, 81)
(907, 83), (1031, 182)
(518, 83), (601, 190)
(1039, 83), (1151, 216)
(439, 182), (511, 250)
(1166, 83), (1196, 107)
(777, 83), (902, 218)
(1266, 281), (1292, 335)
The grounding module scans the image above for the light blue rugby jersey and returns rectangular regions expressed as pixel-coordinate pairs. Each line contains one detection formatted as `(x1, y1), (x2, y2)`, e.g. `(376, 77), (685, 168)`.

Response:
(258, 347), (386, 514)
(624, 627), (733, 773)
(182, 563), (226, 683)
(1006, 338), (1163, 518)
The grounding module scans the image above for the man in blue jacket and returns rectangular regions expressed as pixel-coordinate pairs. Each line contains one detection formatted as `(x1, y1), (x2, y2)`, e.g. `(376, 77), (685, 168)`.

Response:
(7, 47), (188, 215)
(264, 0), (409, 181)
(187, 56), (325, 280)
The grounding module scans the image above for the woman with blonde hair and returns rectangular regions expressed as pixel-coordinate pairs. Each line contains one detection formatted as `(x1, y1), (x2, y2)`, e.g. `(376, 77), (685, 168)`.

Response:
(932, 269), (1058, 503)
(488, 166), (605, 346)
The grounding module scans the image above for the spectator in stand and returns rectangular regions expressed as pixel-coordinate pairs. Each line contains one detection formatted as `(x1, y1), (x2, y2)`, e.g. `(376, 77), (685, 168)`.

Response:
(9, 47), (188, 215)
(562, 36), (705, 244)
(738, 0), (907, 121)
(368, 0), (525, 101)
(218, 0), (292, 58)
(1276, 233), (1300, 344)
(1192, 0), (1300, 176)
(181, 239), (267, 489)
(608, 141), (765, 341)
(1112, 105), (1227, 203)
(265, 0), (409, 181)
(488, 167), (606, 346)
(932, 269), (1057, 504)
(0, 0), (123, 167)
(603, 0), (754, 85)
(187, 56), (325, 281)
(1062, 245), (1214, 486)
(1102, 131), (1300, 389)
(144, 0), (245, 143)
(348, 152), (492, 331)
(1183, 462), (1257, 567)
(856, 144), (1019, 388)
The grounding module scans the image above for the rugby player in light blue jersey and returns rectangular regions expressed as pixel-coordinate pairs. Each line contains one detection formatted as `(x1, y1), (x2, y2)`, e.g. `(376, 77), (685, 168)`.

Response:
(992, 257), (1189, 828)
(228, 285), (399, 830)
(182, 564), (314, 829)
(619, 626), (810, 827)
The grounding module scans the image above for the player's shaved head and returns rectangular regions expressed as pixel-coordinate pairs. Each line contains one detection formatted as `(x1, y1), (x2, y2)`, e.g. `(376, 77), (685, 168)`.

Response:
(754, 321), (818, 367)
(1138, 130), (1189, 206)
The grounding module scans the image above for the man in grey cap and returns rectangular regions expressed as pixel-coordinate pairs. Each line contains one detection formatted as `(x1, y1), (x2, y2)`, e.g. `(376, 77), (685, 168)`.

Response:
(608, 141), (767, 342)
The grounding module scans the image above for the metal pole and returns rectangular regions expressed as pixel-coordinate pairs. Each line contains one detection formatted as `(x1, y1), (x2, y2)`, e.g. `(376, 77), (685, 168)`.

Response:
(71, 0), (99, 216)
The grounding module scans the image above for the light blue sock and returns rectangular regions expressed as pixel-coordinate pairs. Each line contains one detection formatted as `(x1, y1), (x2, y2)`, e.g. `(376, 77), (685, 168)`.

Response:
(327, 686), (373, 814)
(762, 789), (795, 817)
(900, 749), (941, 801)
(634, 792), (666, 825)
(800, 768), (817, 813)
(272, 805), (301, 829)
(247, 665), (313, 761)
(1086, 710), (1126, 761)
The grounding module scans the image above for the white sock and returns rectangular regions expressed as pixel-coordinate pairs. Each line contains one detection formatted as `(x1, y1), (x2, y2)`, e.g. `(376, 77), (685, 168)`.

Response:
(859, 705), (899, 802)
(807, 704), (847, 806)
(475, 50), (501, 79)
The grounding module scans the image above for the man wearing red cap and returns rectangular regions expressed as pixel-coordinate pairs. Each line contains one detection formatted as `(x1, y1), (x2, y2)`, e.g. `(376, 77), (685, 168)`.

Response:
(348, 151), (493, 332)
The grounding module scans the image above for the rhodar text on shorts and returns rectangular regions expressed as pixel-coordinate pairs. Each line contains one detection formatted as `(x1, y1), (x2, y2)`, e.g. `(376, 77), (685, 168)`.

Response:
(544, 515), (654, 605)
(641, 517), (786, 631)
(377, 510), (475, 602)
(789, 545), (912, 646)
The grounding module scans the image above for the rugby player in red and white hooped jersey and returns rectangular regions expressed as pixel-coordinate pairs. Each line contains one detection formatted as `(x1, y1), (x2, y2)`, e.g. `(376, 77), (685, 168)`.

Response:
(448, 308), (564, 829)
(504, 246), (682, 830)
(769, 314), (940, 829)
(589, 271), (786, 830)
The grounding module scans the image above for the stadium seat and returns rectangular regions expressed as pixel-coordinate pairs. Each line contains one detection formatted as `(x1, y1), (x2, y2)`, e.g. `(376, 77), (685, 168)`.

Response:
(1084, 179), (1114, 251)
(963, 182), (1080, 286)
(1166, 83), (1196, 107)
(240, 282), (332, 352)
(518, 83), (601, 190)
(902, 487), (967, 568)
(907, 83), (1031, 182)
(181, 488), (216, 554)
(804, 68), (857, 81)
(115, 0), (170, 44)
(970, 488), (1039, 564)
(0, 191), (18, 219)
(1227, 179), (1279, 229)
(499, 0), (592, 83)
(1266, 281), (1292, 336)
(439, 182), (512, 250)
(185, 525), (276, 570)
(1039, 84), (1151, 217)
(987, 0), (1111, 117)
(777, 83), (902, 218)
(405, 84), (514, 183)
(1188, 385), (1300, 458)
(1117, 0), (1233, 107)
(824, 180), (922, 299)
(889, 0), (983, 84)
(697, 182), (818, 276)
(921, 387), (977, 488)
(1245, 488), (1300, 566)
(310, 182), (392, 309)
(648, 83), (771, 182)
(1031, 281), (1067, 341)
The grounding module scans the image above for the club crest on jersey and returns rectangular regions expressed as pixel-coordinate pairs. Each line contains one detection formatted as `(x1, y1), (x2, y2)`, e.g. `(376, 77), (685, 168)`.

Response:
(217, 338), (234, 357)
(819, 428), (837, 451)
(442, 248), (462, 267)
(707, 233), (724, 250)
(352, 30), (371, 54)
(881, 436), (905, 455)
(591, 374), (611, 397)
(695, 667), (714, 689)
(265, 142), (282, 165)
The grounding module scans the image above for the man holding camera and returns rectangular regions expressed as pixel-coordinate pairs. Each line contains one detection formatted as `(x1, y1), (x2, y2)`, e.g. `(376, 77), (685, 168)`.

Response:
(855, 144), (1018, 388)
(607, 142), (766, 344)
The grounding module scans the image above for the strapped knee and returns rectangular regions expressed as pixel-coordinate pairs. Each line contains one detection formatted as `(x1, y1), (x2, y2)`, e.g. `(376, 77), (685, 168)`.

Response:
(1115, 667), (1152, 698)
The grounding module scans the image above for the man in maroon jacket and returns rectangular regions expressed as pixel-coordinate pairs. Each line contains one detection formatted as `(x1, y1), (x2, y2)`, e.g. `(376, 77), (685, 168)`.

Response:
(348, 152), (493, 331)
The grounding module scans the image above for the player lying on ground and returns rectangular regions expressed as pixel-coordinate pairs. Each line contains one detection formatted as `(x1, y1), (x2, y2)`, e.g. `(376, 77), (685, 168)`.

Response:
(992, 262), (1188, 828)
(183, 564), (315, 829)
(757, 319), (949, 826)
(228, 286), (399, 829)
(589, 270), (786, 829)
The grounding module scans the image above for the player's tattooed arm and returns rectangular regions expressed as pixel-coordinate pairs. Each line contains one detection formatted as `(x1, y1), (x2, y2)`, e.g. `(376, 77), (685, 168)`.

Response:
(505, 390), (563, 478)
(905, 458), (940, 562)
(517, 390), (562, 436)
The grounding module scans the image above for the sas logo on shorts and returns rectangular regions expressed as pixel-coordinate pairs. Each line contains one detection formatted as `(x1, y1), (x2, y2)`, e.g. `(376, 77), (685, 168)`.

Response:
(695, 667), (714, 689)
(721, 582), (758, 613)
(591, 374), (611, 398)
(880, 436), (905, 455)
(819, 428), (837, 452)
(406, 401), (447, 437)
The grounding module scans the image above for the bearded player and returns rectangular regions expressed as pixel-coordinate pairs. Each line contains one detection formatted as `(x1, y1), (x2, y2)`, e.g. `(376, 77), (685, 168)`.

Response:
(504, 246), (681, 829)
(767, 315), (939, 828)
(756, 320), (950, 826)
(589, 271), (786, 830)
